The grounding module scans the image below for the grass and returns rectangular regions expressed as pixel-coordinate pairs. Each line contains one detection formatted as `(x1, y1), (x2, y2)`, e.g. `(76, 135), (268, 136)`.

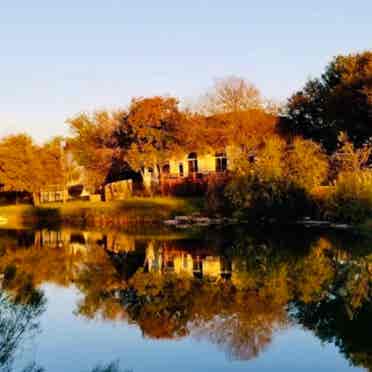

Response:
(0, 197), (204, 228)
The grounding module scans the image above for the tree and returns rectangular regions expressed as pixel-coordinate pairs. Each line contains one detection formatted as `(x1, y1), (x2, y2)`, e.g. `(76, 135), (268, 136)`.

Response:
(283, 51), (372, 151)
(201, 76), (262, 115)
(197, 77), (278, 157)
(67, 111), (124, 192)
(0, 134), (67, 204)
(284, 137), (329, 191)
(124, 96), (184, 180)
(0, 135), (42, 195)
(331, 132), (372, 176)
(38, 137), (65, 185)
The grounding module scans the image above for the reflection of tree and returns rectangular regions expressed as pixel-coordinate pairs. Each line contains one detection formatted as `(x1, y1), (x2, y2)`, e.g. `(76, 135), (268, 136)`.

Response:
(294, 299), (372, 371)
(72, 232), (353, 361)
(0, 279), (45, 371)
(0, 240), (85, 289)
(293, 252), (372, 371)
(1, 227), (372, 367)
(74, 247), (128, 321)
(117, 271), (289, 360)
(89, 361), (128, 372)
(190, 296), (287, 360)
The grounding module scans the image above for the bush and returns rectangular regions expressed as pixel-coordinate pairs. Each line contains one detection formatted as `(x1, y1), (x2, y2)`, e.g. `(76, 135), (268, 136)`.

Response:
(284, 138), (329, 191)
(325, 171), (372, 224)
(205, 174), (232, 213)
(225, 174), (314, 222)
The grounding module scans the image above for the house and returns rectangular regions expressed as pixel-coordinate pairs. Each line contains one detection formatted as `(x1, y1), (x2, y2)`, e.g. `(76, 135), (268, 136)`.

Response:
(142, 146), (239, 195)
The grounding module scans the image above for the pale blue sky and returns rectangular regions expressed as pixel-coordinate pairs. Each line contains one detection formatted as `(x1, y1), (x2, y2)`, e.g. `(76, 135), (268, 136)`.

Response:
(0, 0), (371, 142)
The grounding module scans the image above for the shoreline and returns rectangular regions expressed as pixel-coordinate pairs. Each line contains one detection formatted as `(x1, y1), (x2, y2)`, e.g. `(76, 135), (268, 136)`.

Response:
(0, 197), (204, 229)
(0, 199), (370, 236)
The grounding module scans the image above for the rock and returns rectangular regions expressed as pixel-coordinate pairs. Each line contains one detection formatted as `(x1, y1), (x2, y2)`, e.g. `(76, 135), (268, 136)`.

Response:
(164, 219), (179, 226)
(330, 223), (351, 230)
(175, 215), (192, 222)
(299, 220), (331, 227)
(194, 217), (211, 224)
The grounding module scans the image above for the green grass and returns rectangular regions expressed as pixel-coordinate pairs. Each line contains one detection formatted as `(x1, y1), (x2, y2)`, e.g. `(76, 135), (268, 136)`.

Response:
(0, 197), (204, 228)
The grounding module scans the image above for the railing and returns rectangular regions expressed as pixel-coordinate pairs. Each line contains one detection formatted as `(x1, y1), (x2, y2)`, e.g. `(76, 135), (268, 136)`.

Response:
(161, 171), (230, 196)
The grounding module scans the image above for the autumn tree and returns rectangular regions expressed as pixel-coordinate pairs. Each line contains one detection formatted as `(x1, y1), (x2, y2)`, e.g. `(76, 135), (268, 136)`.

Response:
(196, 77), (278, 158)
(124, 96), (184, 180)
(38, 137), (65, 185)
(283, 51), (372, 151)
(0, 135), (42, 195)
(67, 111), (125, 192)
(0, 134), (66, 203)
(331, 132), (372, 176)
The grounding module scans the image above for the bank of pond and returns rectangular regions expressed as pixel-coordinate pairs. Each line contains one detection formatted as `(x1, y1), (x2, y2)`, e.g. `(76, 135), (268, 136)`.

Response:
(0, 197), (370, 240)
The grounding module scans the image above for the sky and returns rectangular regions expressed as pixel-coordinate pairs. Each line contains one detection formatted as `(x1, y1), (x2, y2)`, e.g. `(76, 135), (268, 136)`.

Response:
(0, 0), (371, 142)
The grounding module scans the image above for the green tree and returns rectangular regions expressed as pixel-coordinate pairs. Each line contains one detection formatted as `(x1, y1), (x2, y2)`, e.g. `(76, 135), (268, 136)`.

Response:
(283, 51), (372, 151)
(284, 137), (329, 191)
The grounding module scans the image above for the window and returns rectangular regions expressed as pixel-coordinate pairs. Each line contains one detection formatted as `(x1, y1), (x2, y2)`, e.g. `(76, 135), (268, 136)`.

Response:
(162, 163), (170, 174)
(215, 152), (227, 172)
(188, 153), (198, 174)
(179, 163), (184, 177)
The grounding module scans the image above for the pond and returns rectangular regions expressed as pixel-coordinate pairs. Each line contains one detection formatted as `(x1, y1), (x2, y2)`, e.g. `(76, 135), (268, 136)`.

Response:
(0, 225), (371, 372)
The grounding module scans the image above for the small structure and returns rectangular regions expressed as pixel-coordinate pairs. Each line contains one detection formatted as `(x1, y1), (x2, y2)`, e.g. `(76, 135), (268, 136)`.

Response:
(104, 179), (133, 201)
(39, 185), (67, 204)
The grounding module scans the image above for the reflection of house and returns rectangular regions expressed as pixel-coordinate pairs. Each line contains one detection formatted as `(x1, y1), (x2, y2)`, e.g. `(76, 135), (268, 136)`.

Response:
(34, 229), (104, 256)
(144, 242), (233, 280)
(105, 233), (136, 253)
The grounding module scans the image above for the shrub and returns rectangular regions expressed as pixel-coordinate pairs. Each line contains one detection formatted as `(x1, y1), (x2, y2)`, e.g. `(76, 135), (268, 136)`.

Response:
(284, 138), (329, 191)
(225, 174), (314, 222)
(205, 173), (232, 213)
(325, 171), (372, 224)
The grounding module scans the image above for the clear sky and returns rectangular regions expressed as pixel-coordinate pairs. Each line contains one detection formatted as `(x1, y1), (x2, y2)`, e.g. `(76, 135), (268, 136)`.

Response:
(0, 0), (371, 142)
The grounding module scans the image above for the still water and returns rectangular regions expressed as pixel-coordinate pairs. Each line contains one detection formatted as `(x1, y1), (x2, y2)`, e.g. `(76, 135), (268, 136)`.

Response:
(0, 225), (371, 372)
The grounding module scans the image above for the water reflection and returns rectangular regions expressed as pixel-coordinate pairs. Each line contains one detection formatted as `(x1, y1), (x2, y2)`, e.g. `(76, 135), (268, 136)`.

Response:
(0, 227), (371, 370)
(0, 262), (45, 372)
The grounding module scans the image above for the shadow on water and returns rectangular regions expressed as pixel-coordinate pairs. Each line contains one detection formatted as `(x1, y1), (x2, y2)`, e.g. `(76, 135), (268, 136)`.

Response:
(0, 225), (372, 370)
